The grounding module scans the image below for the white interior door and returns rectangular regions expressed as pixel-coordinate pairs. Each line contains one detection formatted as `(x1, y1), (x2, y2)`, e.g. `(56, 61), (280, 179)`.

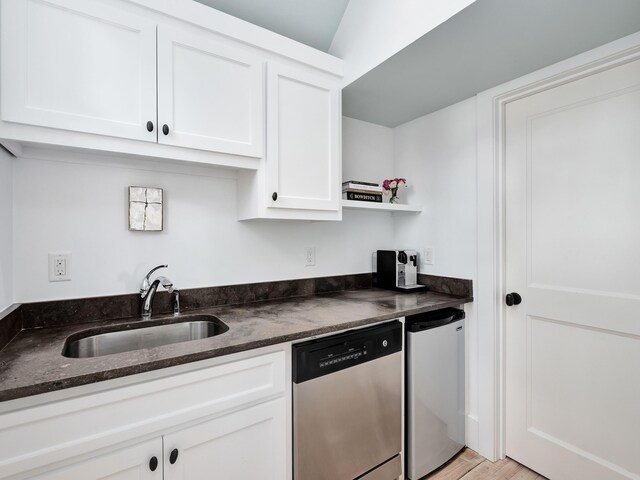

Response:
(157, 26), (264, 157)
(505, 58), (640, 479)
(0, 0), (157, 142)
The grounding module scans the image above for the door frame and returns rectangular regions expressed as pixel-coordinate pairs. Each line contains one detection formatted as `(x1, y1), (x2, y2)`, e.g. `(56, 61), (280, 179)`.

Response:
(475, 31), (640, 462)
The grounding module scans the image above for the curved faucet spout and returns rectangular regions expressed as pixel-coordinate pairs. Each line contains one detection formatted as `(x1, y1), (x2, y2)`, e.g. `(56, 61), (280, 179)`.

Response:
(140, 264), (169, 296)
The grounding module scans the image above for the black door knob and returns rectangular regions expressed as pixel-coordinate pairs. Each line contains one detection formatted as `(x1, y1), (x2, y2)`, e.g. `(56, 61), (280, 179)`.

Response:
(162, 124), (170, 135)
(272, 192), (278, 201)
(146, 121), (154, 132)
(149, 456), (158, 471)
(506, 292), (522, 306)
(169, 448), (179, 464)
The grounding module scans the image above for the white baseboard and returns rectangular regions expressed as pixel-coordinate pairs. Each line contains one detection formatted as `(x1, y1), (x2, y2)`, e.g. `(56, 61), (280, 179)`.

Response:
(466, 414), (480, 452)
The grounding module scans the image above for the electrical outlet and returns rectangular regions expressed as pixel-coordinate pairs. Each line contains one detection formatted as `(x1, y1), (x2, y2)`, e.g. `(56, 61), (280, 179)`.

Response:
(49, 253), (72, 282)
(304, 246), (316, 267)
(423, 247), (434, 266)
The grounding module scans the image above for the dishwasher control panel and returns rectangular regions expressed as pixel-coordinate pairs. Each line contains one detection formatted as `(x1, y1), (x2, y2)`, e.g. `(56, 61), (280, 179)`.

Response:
(292, 321), (402, 383)
(319, 346), (367, 368)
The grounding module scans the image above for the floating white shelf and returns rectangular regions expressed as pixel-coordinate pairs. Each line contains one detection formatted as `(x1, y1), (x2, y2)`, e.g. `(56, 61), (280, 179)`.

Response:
(342, 200), (423, 214)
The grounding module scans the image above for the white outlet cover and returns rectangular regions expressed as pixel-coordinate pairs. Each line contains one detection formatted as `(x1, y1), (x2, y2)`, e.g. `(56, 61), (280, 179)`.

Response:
(304, 246), (316, 266)
(423, 247), (434, 266)
(49, 253), (72, 282)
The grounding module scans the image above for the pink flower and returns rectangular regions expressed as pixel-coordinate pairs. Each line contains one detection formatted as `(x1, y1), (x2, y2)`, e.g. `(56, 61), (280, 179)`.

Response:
(383, 178), (408, 191)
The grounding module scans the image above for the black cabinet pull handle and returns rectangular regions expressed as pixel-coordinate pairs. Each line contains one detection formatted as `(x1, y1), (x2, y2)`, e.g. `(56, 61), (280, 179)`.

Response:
(169, 448), (179, 465)
(272, 192), (278, 201)
(149, 456), (158, 471)
(506, 292), (522, 307)
(146, 121), (154, 132)
(162, 124), (170, 135)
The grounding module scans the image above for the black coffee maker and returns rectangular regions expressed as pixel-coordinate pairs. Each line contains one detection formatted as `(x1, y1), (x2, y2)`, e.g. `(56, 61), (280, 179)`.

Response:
(376, 250), (426, 292)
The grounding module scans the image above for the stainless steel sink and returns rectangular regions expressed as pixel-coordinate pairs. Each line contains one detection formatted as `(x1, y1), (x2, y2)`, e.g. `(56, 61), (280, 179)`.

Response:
(63, 315), (229, 358)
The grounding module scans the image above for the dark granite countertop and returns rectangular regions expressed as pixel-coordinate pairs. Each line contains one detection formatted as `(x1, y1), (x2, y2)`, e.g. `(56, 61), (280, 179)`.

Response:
(0, 288), (472, 402)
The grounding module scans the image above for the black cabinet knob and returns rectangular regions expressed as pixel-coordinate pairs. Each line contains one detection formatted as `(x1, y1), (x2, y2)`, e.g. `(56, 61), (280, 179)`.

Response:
(169, 448), (179, 465)
(149, 456), (158, 471)
(146, 121), (154, 132)
(506, 292), (522, 306)
(162, 124), (170, 135)
(272, 192), (278, 201)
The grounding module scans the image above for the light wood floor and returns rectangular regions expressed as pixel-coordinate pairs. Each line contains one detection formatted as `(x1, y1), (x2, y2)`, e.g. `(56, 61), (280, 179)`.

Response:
(425, 448), (548, 480)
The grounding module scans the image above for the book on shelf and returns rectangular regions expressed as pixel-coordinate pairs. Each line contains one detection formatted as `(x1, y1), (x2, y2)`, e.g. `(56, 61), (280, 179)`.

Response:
(342, 183), (383, 193)
(342, 191), (383, 203)
(343, 187), (384, 195)
(342, 180), (379, 187)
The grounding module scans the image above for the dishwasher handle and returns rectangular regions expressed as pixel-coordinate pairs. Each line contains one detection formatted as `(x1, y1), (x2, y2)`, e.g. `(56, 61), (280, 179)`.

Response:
(406, 308), (465, 332)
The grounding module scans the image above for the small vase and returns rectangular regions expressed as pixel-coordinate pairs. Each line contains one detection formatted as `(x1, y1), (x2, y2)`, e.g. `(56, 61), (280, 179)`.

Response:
(389, 187), (399, 204)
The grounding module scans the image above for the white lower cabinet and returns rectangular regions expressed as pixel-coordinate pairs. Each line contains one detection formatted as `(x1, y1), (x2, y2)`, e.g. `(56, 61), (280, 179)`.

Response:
(164, 398), (287, 480)
(31, 398), (286, 480)
(0, 350), (289, 480)
(31, 439), (163, 480)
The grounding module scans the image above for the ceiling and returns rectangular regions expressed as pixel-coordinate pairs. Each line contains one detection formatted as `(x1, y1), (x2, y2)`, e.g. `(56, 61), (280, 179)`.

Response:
(193, 0), (350, 52)
(343, 0), (640, 127)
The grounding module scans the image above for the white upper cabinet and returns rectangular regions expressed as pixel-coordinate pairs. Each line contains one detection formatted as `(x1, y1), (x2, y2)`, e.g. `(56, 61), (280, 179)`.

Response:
(237, 62), (342, 221)
(157, 26), (264, 157)
(0, 0), (343, 219)
(1, 0), (157, 142)
(266, 63), (340, 212)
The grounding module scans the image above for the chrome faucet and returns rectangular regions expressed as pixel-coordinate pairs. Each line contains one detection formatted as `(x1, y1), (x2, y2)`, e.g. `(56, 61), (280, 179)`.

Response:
(140, 265), (179, 320)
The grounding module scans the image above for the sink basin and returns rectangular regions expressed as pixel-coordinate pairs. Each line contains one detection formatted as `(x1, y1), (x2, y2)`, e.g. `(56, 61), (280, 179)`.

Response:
(63, 315), (229, 358)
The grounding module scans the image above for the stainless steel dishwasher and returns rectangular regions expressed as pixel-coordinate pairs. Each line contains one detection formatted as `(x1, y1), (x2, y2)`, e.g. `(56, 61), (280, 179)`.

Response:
(293, 321), (403, 480)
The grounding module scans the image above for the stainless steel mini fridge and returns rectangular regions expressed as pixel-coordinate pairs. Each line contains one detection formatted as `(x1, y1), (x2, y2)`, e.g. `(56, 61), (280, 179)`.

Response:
(406, 308), (466, 479)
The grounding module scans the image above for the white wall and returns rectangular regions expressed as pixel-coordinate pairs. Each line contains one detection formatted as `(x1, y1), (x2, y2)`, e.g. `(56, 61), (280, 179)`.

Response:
(0, 148), (13, 310)
(393, 98), (476, 279)
(342, 116), (395, 183)
(11, 119), (395, 302)
(329, 0), (476, 85)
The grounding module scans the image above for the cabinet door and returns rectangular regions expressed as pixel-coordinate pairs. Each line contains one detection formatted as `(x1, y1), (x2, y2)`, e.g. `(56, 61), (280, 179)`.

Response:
(0, 0), (157, 142)
(31, 438), (162, 480)
(164, 398), (287, 480)
(266, 63), (340, 211)
(157, 26), (264, 157)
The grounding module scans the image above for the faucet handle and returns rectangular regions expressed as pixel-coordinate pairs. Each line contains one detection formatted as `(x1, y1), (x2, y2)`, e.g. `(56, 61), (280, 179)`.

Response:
(173, 290), (181, 315)
(140, 264), (168, 295)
